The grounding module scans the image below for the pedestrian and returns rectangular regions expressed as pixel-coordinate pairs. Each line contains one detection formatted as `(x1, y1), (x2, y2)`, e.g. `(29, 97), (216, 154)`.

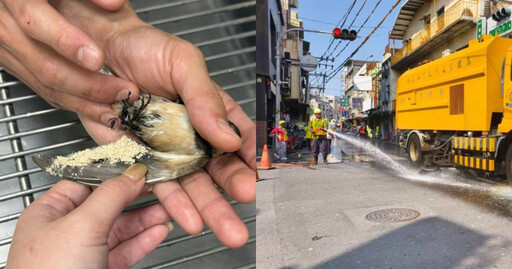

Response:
(327, 119), (337, 154)
(309, 108), (329, 165)
(359, 122), (367, 137)
(305, 120), (312, 150)
(270, 120), (288, 161)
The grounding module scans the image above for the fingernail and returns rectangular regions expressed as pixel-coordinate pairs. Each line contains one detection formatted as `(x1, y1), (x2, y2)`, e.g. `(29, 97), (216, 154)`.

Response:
(116, 88), (131, 102)
(217, 119), (240, 139)
(166, 222), (174, 232)
(77, 46), (101, 71)
(123, 163), (147, 181)
(101, 113), (117, 127)
(145, 184), (153, 192)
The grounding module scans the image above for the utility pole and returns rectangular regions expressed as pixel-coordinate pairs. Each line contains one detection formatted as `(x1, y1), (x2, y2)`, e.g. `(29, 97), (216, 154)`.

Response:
(275, 28), (332, 127)
(308, 72), (327, 94)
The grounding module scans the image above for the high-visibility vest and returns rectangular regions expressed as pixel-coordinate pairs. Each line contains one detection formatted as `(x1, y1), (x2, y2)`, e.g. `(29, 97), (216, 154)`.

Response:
(277, 127), (288, 141)
(360, 125), (366, 135)
(305, 123), (312, 139)
(270, 126), (288, 142)
(311, 118), (327, 136)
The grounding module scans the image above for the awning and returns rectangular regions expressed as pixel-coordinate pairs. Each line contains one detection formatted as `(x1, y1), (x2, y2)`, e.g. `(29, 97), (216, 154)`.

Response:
(369, 107), (381, 117)
(390, 0), (430, 40)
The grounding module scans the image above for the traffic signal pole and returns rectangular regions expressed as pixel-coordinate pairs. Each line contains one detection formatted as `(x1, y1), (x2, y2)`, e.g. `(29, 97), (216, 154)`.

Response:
(274, 28), (332, 127)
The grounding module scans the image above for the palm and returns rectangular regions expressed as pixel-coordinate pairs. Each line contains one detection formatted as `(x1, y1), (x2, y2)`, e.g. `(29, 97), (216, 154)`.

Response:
(103, 26), (187, 100)
(53, 0), (255, 248)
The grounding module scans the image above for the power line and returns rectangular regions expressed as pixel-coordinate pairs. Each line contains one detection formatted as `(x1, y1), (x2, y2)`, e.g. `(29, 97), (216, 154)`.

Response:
(331, 0), (384, 61)
(314, 0), (377, 85)
(336, 0), (358, 29)
(323, 0), (368, 61)
(310, 0), (384, 85)
(302, 17), (393, 29)
(326, 0), (402, 83)
(301, 17), (338, 26)
(318, 1), (358, 61)
(305, 0), (386, 86)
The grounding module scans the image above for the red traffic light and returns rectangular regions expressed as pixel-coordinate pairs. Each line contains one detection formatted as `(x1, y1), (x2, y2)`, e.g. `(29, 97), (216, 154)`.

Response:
(333, 28), (357, 40)
(333, 28), (342, 37)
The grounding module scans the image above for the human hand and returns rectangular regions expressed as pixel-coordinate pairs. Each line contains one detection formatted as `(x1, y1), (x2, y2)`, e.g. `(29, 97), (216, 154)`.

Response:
(0, 0), (140, 126)
(52, 1), (256, 248)
(79, 85), (256, 248)
(7, 164), (172, 269)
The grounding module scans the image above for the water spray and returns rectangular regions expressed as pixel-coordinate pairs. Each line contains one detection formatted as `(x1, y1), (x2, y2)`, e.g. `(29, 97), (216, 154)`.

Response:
(328, 130), (477, 188)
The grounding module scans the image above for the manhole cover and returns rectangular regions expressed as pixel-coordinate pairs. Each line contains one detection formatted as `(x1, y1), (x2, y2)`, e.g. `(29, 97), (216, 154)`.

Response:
(365, 208), (420, 223)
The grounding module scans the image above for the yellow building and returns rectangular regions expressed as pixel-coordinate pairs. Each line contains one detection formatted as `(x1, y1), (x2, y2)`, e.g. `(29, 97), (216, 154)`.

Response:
(390, 0), (480, 72)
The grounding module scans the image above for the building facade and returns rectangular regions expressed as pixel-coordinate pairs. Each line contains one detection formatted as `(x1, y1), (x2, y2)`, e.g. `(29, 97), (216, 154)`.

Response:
(379, 51), (400, 141)
(256, 0), (284, 153)
(256, 0), (308, 153)
(389, 0), (480, 73)
(383, 0), (484, 142)
(342, 59), (374, 120)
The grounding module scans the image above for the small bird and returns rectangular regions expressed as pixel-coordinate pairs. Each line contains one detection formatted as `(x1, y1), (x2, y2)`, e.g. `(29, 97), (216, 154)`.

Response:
(109, 92), (240, 180)
(32, 67), (240, 185)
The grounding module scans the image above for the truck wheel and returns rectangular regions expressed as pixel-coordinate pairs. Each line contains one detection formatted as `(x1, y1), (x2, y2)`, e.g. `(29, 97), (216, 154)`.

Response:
(506, 145), (512, 186)
(407, 133), (423, 167)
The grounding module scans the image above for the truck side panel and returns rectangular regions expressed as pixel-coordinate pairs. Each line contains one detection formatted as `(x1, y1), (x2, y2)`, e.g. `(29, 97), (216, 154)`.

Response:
(396, 36), (512, 132)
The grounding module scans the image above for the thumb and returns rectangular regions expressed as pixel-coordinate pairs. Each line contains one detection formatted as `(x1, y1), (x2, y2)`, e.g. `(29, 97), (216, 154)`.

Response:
(73, 163), (147, 232)
(89, 0), (127, 11)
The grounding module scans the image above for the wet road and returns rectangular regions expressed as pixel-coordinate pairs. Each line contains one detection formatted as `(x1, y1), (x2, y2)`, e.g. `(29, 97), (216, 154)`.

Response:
(259, 135), (512, 268)
(333, 134), (512, 221)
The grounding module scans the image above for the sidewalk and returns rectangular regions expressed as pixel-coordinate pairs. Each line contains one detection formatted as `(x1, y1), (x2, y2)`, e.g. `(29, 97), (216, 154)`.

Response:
(259, 139), (349, 165)
(259, 145), (313, 165)
(257, 161), (512, 268)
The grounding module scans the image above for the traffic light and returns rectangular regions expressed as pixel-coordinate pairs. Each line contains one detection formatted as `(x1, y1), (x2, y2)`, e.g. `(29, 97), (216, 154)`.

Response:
(332, 28), (357, 41)
(492, 8), (511, 22)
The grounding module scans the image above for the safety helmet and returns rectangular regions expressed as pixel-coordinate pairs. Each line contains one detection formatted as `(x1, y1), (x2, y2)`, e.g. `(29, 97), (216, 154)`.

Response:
(313, 108), (322, 114)
(279, 120), (286, 126)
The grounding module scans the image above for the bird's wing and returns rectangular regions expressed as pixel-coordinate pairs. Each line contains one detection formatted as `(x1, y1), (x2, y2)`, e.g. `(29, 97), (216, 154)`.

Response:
(32, 154), (129, 186)
(144, 151), (210, 184)
(32, 152), (210, 186)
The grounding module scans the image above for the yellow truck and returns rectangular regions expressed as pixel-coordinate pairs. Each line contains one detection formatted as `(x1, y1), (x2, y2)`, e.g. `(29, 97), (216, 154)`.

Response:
(396, 35), (512, 183)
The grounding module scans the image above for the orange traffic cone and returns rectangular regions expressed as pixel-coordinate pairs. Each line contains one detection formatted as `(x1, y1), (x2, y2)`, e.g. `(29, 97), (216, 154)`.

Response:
(258, 145), (275, 170)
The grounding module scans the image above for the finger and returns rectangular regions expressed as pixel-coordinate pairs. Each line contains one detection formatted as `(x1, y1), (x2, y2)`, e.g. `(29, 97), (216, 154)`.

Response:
(205, 154), (256, 204)
(89, 0), (127, 11)
(215, 84), (256, 170)
(22, 180), (92, 223)
(171, 42), (241, 153)
(71, 164), (147, 233)
(108, 203), (171, 249)
(109, 224), (169, 269)
(78, 114), (141, 145)
(0, 6), (139, 104)
(180, 171), (248, 248)
(152, 179), (203, 235)
(0, 46), (122, 127)
(35, 83), (115, 125)
(3, 0), (104, 71)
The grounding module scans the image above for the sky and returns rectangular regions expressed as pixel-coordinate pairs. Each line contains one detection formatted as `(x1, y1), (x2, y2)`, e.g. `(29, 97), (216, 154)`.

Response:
(298, 0), (406, 97)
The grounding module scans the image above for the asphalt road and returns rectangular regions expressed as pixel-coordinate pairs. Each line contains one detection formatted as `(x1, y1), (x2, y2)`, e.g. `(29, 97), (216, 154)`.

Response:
(257, 137), (512, 269)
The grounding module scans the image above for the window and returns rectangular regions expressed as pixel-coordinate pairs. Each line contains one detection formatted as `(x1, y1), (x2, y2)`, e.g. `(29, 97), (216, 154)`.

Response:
(270, 18), (277, 70)
(450, 84), (464, 115)
(501, 58), (505, 98)
(437, 6), (445, 17)
(510, 57), (512, 82)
